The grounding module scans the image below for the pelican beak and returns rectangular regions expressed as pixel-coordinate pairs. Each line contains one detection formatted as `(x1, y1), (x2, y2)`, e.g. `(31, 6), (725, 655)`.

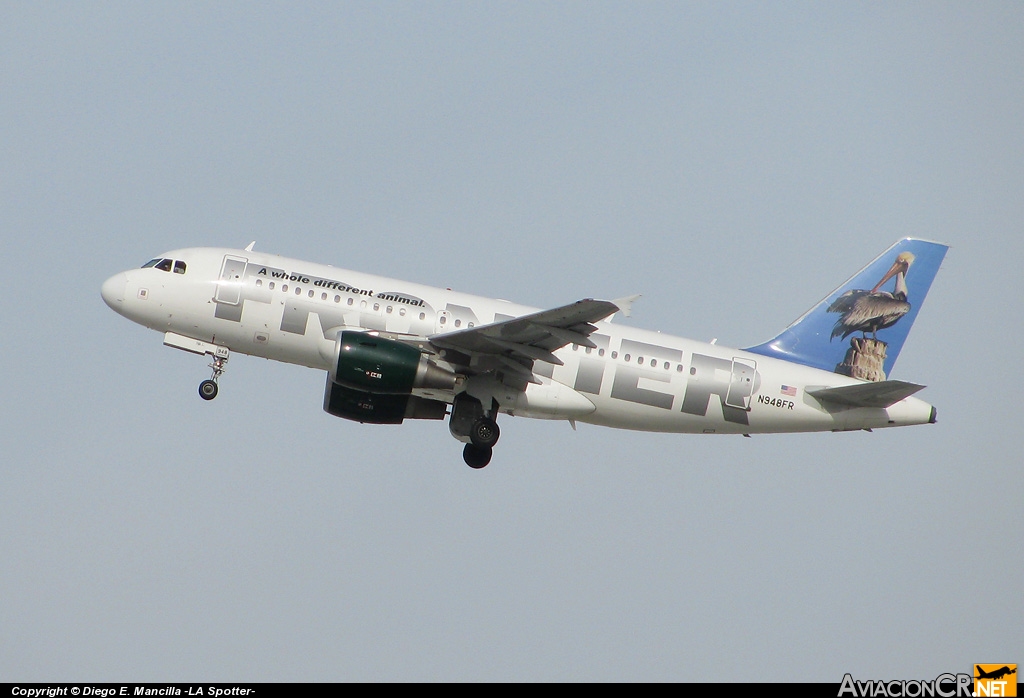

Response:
(870, 254), (913, 293)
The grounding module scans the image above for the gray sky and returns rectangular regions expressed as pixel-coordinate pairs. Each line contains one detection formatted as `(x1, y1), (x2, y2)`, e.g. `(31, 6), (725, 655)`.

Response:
(2, 2), (1021, 682)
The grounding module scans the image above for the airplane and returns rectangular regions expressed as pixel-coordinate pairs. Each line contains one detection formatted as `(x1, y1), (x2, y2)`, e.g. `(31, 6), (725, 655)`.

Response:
(100, 238), (948, 468)
(975, 666), (1016, 681)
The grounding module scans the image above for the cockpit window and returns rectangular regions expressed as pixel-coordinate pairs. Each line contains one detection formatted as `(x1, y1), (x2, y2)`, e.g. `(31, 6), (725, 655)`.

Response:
(143, 258), (186, 273)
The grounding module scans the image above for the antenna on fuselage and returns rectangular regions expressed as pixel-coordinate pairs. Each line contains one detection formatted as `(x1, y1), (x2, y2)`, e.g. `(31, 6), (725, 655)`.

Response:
(244, 241), (256, 251)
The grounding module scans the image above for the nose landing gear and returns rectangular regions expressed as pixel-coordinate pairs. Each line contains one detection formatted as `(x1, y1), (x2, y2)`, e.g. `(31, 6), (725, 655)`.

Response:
(161, 332), (232, 402)
(198, 351), (229, 400)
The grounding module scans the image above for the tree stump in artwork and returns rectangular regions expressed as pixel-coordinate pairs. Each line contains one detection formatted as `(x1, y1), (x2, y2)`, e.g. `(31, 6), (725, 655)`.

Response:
(835, 337), (887, 382)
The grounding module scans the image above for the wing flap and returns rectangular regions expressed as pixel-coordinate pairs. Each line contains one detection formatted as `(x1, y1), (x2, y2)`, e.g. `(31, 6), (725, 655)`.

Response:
(808, 380), (926, 408)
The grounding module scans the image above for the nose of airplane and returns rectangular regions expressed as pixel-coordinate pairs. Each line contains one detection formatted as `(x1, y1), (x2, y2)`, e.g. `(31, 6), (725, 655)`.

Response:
(101, 272), (127, 310)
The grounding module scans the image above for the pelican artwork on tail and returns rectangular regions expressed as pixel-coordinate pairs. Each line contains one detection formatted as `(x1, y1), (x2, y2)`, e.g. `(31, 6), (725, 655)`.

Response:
(828, 251), (915, 340)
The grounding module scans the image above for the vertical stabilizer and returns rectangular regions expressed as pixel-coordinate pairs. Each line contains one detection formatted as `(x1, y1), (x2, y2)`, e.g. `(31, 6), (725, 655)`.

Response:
(744, 238), (948, 380)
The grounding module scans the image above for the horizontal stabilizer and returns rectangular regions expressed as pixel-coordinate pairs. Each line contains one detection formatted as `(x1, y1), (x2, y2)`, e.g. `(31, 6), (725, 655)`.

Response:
(808, 380), (925, 408)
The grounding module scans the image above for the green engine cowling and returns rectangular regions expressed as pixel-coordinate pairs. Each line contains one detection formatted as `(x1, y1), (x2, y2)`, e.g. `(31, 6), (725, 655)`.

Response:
(323, 331), (456, 424)
(329, 331), (457, 394)
(323, 380), (448, 424)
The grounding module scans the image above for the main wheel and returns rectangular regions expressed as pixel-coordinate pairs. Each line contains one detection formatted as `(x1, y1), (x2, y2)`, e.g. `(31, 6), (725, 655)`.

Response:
(470, 417), (500, 449)
(199, 380), (219, 400)
(463, 444), (493, 469)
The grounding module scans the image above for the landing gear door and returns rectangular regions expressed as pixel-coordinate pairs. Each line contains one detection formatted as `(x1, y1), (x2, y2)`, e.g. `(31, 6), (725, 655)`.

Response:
(216, 255), (248, 305)
(725, 357), (757, 410)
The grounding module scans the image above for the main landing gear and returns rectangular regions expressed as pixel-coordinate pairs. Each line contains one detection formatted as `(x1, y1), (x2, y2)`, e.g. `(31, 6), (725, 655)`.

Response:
(463, 443), (492, 469)
(198, 349), (229, 401)
(450, 393), (501, 468)
(462, 416), (500, 469)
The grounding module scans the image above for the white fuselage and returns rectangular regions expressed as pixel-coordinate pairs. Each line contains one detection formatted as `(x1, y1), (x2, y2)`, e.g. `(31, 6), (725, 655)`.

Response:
(101, 247), (935, 435)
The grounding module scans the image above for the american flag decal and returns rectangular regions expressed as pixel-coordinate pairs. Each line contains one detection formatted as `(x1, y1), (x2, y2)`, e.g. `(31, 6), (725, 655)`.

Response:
(780, 385), (797, 396)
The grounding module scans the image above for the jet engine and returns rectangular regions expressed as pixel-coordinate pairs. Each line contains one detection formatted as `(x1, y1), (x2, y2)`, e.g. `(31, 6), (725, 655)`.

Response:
(323, 331), (457, 424)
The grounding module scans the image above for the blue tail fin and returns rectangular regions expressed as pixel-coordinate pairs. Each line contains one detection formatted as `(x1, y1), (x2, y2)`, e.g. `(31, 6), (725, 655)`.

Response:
(744, 238), (948, 380)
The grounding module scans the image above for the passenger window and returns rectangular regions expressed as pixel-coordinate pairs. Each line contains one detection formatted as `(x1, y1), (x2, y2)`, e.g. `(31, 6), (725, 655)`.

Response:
(454, 319), (461, 327)
(308, 290), (314, 298)
(373, 303), (380, 311)
(624, 354), (631, 362)
(269, 282), (275, 290)
(321, 292), (327, 300)
(282, 284), (288, 292)
(334, 295), (341, 303)
(173, 261), (186, 274)
(419, 313), (426, 320)
(387, 306), (393, 314)
(611, 351), (618, 359)
(347, 298), (354, 306)
(664, 361), (670, 370)
(155, 259), (173, 272)
(256, 279), (262, 287)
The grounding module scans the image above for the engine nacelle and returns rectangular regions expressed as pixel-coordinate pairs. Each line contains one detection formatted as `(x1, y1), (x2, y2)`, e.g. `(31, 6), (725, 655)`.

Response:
(329, 331), (459, 396)
(323, 379), (448, 424)
(323, 332), (457, 425)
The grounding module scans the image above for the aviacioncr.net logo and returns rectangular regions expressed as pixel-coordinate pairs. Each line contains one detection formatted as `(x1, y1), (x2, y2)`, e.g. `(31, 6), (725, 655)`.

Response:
(838, 673), (973, 697)
(974, 665), (1017, 698)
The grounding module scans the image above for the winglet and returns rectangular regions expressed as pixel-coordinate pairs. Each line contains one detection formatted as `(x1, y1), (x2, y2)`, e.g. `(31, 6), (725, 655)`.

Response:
(611, 294), (642, 319)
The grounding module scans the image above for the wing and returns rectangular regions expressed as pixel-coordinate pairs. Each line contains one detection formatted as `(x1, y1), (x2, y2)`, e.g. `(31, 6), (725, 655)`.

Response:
(827, 289), (867, 314)
(843, 294), (909, 326)
(428, 298), (620, 383)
